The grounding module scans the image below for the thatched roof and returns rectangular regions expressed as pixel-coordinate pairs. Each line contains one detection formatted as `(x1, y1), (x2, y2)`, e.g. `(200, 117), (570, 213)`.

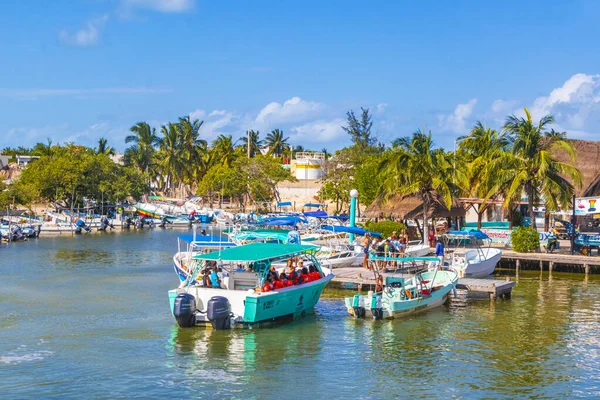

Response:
(364, 193), (465, 220)
(553, 139), (600, 197)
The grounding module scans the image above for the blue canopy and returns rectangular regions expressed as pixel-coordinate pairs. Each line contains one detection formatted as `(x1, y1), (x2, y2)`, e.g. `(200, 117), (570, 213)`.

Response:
(304, 203), (325, 208)
(328, 215), (350, 221)
(178, 234), (237, 247)
(277, 201), (292, 207)
(251, 216), (307, 226)
(445, 230), (490, 240)
(321, 225), (382, 237)
(303, 210), (328, 218)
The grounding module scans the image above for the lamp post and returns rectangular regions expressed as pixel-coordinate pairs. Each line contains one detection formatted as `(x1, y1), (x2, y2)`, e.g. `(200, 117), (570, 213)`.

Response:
(349, 189), (359, 243)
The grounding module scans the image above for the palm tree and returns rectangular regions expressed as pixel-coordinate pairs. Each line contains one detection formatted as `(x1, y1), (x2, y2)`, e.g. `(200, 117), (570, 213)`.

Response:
(125, 122), (160, 175)
(265, 129), (289, 158)
(490, 108), (582, 229)
(178, 116), (207, 189)
(157, 123), (183, 192)
(211, 134), (236, 167)
(379, 129), (458, 245)
(457, 122), (508, 227)
(96, 137), (116, 156)
(321, 148), (330, 159)
(30, 138), (55, 157)
(239, 130), (263, 158)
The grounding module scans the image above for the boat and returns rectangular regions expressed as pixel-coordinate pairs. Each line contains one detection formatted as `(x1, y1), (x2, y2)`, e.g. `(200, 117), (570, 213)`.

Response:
(168, 243), (334, 329)
(443, 231), (502, 278)
(344, 259), (458, 319)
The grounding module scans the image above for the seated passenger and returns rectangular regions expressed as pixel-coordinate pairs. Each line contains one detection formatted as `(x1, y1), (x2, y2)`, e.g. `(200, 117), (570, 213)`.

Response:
(300, 267), (311, 283)
(273, 276), (285, 290)
(280, 272), (294, 287)
(262, 275), (274, 292)
(202, 269), (212, 287)
(308, 265), (321, 281)
(209, 267), (222, 288)
(291, 271), (302, 285)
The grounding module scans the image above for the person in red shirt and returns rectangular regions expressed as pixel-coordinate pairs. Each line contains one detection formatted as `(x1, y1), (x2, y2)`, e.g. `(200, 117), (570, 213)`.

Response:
(280, 272), (294, 287)
(273, 275), (285, 290)
(261, 275), (274, 292)
(308, 265), (321, 281)
(300, 267), (311, 283)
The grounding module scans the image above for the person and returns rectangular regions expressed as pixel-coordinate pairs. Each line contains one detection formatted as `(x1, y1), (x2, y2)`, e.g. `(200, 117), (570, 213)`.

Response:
(308, 265), (321, 281)
(375, 275), (384, 293)
(391, 231), (398, 241)
(428, 227), (435, 248)
(202, 269), (213, 288)
(361, 233), (371, 270)
(280, 272), (294, 287)
(300, 267), (311, 283)
(262, 275), (274, 292)
(200, 229), (207, 236)
(287, 225), (301, 244)
(435, 238), (445, 260)
(273, 273), (285, 290)
(209, 266), (222, 288)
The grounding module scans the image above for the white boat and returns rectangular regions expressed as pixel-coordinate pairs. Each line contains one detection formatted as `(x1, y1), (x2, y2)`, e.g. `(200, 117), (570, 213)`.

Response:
(345, 260), (458, 319)
(443, 231), (502, 278)
(315, 244), (360, 269)
(168, 243), (334, 329)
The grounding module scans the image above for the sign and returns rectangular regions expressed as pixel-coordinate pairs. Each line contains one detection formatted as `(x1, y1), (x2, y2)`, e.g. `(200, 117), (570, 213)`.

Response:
(575, 197), (600, 216)
(461, 228), (552, 246)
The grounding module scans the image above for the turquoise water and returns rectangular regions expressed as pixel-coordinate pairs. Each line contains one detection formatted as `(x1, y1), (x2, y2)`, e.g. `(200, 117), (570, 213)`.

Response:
(1, 229), (600, 398)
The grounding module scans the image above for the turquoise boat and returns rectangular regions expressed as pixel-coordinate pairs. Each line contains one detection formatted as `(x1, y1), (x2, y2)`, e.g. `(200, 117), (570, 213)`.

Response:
(168, 243), (333, 329)
(344, 259), (458, 319)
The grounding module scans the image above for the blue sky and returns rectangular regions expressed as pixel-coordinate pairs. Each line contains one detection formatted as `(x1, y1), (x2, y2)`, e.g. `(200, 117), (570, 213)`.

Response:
(2, 0), (600, 152)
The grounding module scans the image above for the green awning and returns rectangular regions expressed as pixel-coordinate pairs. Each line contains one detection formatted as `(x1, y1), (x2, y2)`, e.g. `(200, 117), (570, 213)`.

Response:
(193, 243), (319, 262)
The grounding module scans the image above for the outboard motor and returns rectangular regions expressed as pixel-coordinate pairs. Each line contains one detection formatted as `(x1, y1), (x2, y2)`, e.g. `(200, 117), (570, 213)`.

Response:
(124, 216), (132, 229)
(160, 216), (171, 228)
(147, 218), (155, 228)
(207, 296), (231, 330)
(352, 294), (365, 318)
(173, 293), (196, 328)
(135, 218), (143, 229)
(99, 216), (108, 231)
(371, 294), (383, 320)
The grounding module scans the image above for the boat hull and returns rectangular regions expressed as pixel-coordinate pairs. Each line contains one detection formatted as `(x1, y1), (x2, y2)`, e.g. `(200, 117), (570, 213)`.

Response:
(459, 248), (502, 278)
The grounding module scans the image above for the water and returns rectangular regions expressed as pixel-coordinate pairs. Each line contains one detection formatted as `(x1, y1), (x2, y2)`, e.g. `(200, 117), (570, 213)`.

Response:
(1, 230), (600, 398)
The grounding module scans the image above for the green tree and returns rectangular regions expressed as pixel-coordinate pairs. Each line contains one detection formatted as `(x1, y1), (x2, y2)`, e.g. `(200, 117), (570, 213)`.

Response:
(197, 164), (245, 208)
(30, 138), (56, 158)
(96, 137), (116, 156)
(342, 107), (376, 149)
(125, 122), (160, 176)
(318, 149), (354, 212)
(211, 134), (237, 167)
(354, 153), (384, 206)
(379, 130), (458, 245)
(265, 129), (289, 158)
(157, 123), (183, 191)
(492, 108), (582, 229)
(239, 130), (263, 158)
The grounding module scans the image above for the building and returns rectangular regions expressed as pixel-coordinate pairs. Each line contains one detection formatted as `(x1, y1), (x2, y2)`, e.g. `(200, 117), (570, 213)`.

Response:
(0, 155), (10, 170)
(15, 155), (40, 167)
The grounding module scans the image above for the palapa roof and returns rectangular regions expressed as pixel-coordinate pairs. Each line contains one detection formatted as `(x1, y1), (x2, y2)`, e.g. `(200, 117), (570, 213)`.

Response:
(364, 193), (465, 220)
(553, 139), (600, 197)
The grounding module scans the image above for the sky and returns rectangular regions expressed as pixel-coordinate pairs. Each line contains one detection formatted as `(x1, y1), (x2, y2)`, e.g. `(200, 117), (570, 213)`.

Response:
(2, 0), (600, 152)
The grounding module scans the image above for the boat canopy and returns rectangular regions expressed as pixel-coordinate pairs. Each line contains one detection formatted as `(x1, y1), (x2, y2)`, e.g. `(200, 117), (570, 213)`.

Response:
(321, 225), (382, 237)
(277, 201), (292, 207)
(303, 210), (328, 218)
(328, 215), (350, 221)
(234, 231), (288, 243)
(304, 203), (325, 208)
(251, 216), (307, 226)
(178, 234), (237, 247)
(369, 255), (440, 262)
(444, 230), (490, 240)
(193, 243), (319, 262)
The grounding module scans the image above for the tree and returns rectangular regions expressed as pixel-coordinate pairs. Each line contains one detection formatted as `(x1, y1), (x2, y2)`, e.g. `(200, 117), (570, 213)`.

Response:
(197, 164), (245, 208)
(318, 149), (354, 212)
(458, 121), (508, 228)
(265, 129), (289, 158)
(491, 108), (582, 229)
(211, 135), (236, 167)
(30, 138), (56, 158)
(379, 130), (458, 245)
(354, 153), (384, 206)
(96, 137), (115, 156)
(157, 123), (183, 191)
(342, 107), (376, 149)
(125, 122), (160, 176)
(239, 130), (263, 158)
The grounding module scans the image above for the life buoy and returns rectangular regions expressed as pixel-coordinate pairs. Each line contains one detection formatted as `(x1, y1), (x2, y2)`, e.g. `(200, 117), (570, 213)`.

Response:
(405, 289), (413, 299)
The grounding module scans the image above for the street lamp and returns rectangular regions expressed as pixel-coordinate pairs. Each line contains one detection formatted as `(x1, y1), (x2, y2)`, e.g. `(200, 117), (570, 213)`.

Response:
(349, 189), (359, 243)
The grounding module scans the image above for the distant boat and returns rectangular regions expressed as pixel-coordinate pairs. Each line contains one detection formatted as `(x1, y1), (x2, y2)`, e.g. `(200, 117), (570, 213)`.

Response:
(344, 262), (458, 319)
(443, 231), (502, 278)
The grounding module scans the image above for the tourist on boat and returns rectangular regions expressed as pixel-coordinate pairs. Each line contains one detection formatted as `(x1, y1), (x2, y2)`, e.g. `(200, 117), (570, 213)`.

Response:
(300, 267), (311, 283)
(361, 233), (371, 270)
(308, 265), (321, 281)
(202, 269), (213, 288)
(273, 275), (285, 290)
(280, 272), (294, 287)
(375, 275), (384, 293)
(210, 266), (222, 288)
(262, 275), (274, 292)
(287, 225), (301, 244)
(201, 229), (207, 236)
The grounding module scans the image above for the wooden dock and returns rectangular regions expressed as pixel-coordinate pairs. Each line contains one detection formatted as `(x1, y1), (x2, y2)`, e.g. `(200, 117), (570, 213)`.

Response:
(330, 267), (516, 301)
(499, 249), (600, 274)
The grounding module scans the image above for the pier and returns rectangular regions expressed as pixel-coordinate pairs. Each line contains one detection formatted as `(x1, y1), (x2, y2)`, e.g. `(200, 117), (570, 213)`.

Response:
(331, 267), (516, 300)
(499, 249), (600, 274)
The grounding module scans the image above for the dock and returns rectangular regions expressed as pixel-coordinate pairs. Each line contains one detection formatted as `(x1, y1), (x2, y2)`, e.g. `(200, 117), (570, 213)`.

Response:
(499, 249), (600, 274)
(331, 267), (516, 300)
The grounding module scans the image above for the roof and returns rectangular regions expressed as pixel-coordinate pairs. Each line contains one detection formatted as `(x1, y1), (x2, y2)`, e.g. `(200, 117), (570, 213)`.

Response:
(552, 139), (600, 197)
(364, 193), (465, 219)
(178, 234), (236, 247)
(193, 243), (318, 262)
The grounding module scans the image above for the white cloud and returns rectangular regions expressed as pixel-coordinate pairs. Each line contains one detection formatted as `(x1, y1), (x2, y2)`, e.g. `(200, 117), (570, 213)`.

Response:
(255, 97), (325, 125)
(289, 119), (346, 143)
(59, 15), (109, 47)
(188, 109), (239, 140)
(120, 0), (195, 13)
(1, 87), (172, 100)
(438, 98), (477, 133)
(376, 103), (388, 114)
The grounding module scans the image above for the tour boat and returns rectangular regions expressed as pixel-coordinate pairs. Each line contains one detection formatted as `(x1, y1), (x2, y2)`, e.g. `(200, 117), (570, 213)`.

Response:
(443, 231), (502, 278)
(168, 243), (334, 329)
(345, 259), (458, 319)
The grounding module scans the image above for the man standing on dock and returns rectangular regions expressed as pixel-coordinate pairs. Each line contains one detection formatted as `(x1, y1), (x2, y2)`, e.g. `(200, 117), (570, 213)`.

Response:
(435, 238), (445, 262)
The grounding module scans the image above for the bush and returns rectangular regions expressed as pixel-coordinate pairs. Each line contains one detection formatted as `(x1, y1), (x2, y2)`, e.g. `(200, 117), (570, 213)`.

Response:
(363, 221), (406, 238)
(511, 226), (539, 252)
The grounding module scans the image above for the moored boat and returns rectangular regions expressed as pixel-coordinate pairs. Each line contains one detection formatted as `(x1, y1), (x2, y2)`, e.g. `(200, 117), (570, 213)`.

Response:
(168, 243), (334, 329)
(443, 231), (502, 278)
(344, 261), (458, 319)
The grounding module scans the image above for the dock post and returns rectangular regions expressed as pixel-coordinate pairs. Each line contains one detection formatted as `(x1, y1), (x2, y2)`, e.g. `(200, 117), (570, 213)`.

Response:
(585, 264), (590, 275)
(539, 259), (543, 271)
(549, 261), (553, 273)
(516, 259), (520, 273)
